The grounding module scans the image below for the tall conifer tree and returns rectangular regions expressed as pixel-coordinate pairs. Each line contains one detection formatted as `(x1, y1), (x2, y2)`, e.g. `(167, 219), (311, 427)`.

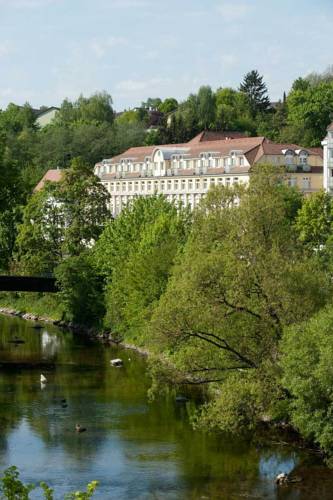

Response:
(240, 70), (270, 115)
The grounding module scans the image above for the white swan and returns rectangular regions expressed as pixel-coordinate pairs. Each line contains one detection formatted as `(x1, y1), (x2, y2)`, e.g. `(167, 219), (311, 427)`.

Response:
(110, 358), (123, 367)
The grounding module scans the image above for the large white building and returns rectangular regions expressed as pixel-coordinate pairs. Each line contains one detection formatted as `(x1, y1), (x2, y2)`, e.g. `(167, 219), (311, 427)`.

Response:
(94, 131), (323, 216)
(322, 122), (333, 192)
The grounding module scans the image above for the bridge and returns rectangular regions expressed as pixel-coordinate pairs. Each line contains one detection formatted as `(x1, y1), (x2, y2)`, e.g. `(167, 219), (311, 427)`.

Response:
(0, 275), (58, 293)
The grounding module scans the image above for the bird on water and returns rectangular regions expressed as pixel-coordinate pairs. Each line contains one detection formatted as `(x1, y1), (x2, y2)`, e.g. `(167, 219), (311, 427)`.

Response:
(75, 424), (87, 433)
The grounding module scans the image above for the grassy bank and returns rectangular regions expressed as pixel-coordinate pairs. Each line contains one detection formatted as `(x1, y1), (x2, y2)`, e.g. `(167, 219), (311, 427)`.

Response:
(0, 292), (64, 321)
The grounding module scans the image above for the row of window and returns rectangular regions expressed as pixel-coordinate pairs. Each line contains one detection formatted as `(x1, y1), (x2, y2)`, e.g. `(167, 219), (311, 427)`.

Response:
(99, 156), (245, 175)
(105, 177), (240, 193)
(288, 177), (311, 189)
(109, 193), (204, 211)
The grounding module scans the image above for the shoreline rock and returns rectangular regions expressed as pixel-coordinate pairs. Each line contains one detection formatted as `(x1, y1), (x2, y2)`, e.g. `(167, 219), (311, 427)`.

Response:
(0, 307), (149, 356)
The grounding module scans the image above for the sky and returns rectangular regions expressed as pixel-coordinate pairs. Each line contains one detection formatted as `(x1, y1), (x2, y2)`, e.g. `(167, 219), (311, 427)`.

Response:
(0, 0), (332, 111)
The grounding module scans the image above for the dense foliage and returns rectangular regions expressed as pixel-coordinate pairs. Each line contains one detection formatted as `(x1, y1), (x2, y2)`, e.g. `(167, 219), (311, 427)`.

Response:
(2, 66), (333, 461)
(15, 157), (110, 275)
(94, 195), (191, 340)
(147, 169), (331, 432)
(0, 466), (98, 499)
(281, 308), (333, 461)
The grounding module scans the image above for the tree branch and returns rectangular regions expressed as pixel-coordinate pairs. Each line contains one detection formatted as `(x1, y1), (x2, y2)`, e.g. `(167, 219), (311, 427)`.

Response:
(184, 329), (257, 368)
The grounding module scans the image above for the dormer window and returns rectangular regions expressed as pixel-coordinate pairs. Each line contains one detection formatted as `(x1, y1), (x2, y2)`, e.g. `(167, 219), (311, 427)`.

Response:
(282, 149), (295, 164)
(295, 150), (308, 165)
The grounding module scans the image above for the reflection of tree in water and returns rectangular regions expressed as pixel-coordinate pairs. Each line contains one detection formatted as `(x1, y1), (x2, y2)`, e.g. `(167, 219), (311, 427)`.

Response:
(0, 315), (69, 364)
(0, 373), (25, 455)
(0, 315), (307, 499)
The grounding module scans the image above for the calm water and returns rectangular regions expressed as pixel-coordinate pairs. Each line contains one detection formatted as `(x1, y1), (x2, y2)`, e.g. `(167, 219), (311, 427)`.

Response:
(0, 315), (333, 499)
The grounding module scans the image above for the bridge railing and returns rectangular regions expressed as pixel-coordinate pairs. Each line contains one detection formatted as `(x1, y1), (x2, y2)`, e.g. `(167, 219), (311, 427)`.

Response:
(0, 275), (58, 293)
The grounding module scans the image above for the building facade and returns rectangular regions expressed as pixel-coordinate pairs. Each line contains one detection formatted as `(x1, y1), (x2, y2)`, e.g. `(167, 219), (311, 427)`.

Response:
(94, 132), (323, 217)
(322, 122), (333, 192)
(35, 107), (59, 128)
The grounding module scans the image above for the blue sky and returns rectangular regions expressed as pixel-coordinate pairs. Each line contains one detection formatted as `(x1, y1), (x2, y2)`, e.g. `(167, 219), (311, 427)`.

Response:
(0, 0), (332, 111)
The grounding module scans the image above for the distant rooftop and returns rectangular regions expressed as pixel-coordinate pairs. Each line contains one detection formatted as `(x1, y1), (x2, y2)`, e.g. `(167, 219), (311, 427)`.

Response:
(34, 169), (63, 192)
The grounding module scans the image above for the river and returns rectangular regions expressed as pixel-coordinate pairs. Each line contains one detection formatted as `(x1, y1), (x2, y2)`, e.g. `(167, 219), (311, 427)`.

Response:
(0, 314), (332, 499)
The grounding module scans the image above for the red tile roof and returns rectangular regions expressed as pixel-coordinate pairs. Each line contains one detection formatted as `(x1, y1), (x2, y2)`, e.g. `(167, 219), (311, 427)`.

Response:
(188, 130), (248, 143)
(98, 135), (323, 170)
(261, 140), (318, 155)
(308, 147), (323, 158)
(34, 169), (63, 192)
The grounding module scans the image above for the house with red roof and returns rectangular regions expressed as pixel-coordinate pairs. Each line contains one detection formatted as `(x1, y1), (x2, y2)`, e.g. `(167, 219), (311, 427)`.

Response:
(94, 132), (323, 216)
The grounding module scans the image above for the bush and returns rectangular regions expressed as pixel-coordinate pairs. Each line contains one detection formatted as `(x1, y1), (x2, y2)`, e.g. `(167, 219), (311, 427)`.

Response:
(281, 306), (333, 459)
(0, 466), (99, 499)
(55, 252), (105, 327)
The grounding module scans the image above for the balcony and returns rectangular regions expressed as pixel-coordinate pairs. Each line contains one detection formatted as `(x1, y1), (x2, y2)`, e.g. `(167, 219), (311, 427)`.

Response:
(302, 164), (311, 172)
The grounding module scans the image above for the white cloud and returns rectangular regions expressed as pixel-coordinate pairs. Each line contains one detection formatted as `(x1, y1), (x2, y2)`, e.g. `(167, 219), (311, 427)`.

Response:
(216, 1), (251, 21)
(115, 77), (172, 94)
(0, 87), (13, 98)
(90, 36), (128, 59)
(0, 41), (12, 58)
(142, 49), (159, 61)
(220, 53), (237, 66)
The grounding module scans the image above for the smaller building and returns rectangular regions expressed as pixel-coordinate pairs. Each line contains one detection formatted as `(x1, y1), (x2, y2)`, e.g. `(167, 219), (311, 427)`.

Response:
(35, 107), (59, 128)
(34, 169), (63, 192)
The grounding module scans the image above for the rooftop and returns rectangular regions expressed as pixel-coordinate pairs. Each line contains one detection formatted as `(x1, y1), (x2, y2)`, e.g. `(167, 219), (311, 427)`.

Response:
(34, 169), (63, 192)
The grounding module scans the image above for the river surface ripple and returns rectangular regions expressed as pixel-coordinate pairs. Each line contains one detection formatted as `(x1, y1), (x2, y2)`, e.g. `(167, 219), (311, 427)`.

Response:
(0, 314), (332, 499)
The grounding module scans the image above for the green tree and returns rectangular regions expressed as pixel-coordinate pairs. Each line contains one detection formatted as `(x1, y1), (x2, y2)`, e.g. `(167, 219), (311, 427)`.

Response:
(149, 167), (330, 431)
(239, 70), (270, 116)
(0, 102), (36, 134)
(14, 182), (65, 274)
(196, 86), (216, 130)
(54, 158), (110, 256)
(141, 97), (162, 110)
(55, 92), (114, 126)
(0, 465), (98, 499)
(286, 80), (333, 146)
(158, 98), (178, 114)
(215, 87), (254, 134)
(94, 195), (190, 339)
(295, 190), (333, 250)
(281, 306), (333, 463)
(15, 158), (110, 274)
(55, 251), (105, 327)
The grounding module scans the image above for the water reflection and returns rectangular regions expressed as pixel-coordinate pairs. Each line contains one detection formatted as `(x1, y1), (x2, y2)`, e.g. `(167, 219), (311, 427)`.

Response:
(41, 331), (61, 357)
(0, 314), (331, 499)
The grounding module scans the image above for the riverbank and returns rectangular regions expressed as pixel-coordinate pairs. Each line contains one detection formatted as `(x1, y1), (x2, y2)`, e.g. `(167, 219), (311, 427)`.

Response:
(0, 302), (149, 356)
